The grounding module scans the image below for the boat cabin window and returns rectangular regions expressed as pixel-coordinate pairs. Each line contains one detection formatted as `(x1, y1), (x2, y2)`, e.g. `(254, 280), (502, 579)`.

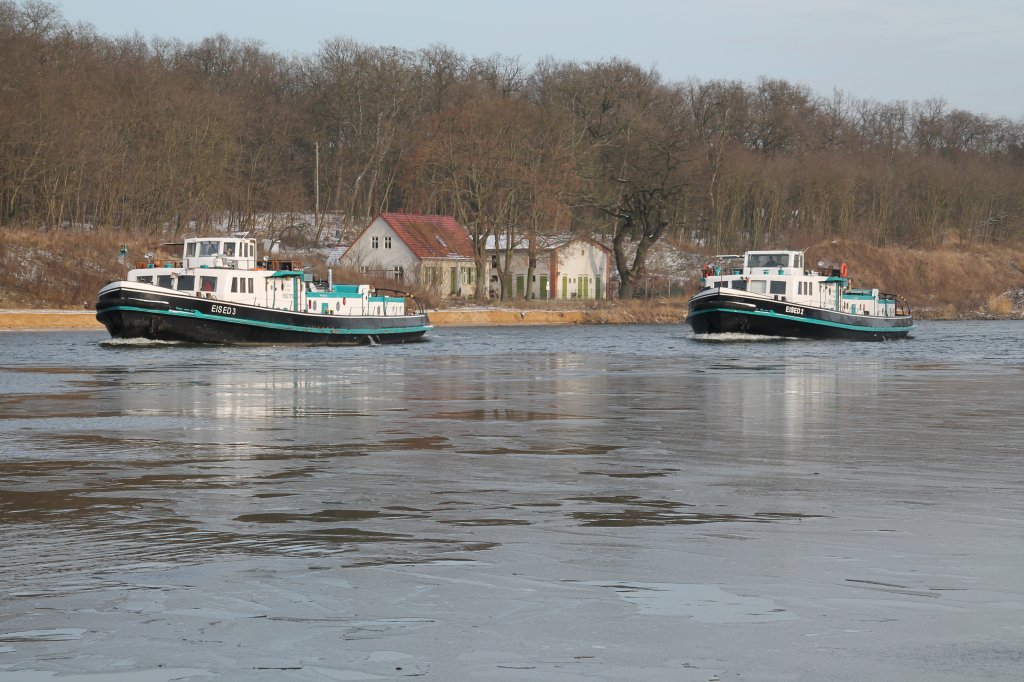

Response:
(749, 280), (767, 294)
(186, 242), (196, 257)
(136, 275), (153, 285)
(199, 241), (220, 257)
(222, 242), (236, 257)
(748, 253), (789, 268)
(794, 254), (803, 269)
(231, 277), (253, 294)
(770, 281), (787, 295)
(157, 275), (174, 288)
(731, 280), (747, 291)
(176, 275), (196, 291)
(200, 276), (217, 292)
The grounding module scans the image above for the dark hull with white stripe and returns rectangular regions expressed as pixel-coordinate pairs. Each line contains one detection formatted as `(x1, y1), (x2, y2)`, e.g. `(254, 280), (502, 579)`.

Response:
(687, 291), (913, 341)
(96, 285), (430, 345)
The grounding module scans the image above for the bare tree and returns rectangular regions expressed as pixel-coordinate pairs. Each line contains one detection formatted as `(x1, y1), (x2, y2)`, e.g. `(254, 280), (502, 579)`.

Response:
(541, 59), (695, 298)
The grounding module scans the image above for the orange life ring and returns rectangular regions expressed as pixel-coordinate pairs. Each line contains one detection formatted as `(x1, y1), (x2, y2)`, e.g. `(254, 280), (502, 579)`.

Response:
(840, 262), (848, 278)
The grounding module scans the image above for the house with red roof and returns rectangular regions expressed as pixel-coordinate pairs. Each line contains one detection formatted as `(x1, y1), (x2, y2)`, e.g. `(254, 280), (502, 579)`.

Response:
(338, 213), (479, 298)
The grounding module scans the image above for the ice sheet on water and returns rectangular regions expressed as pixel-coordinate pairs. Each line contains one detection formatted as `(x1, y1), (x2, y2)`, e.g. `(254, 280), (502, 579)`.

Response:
(587, 581), (798, 624)
(0, 629), (87, 642)
(0, 670), (213, 682)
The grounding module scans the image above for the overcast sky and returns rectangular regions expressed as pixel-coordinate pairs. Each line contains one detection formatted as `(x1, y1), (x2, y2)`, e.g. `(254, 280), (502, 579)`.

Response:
(56, 0), (1024, 120)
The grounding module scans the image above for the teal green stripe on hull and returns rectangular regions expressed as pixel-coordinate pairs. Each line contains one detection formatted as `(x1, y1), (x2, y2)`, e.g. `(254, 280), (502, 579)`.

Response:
(689, 307), (913, 334)
(103, 305), (432, 336)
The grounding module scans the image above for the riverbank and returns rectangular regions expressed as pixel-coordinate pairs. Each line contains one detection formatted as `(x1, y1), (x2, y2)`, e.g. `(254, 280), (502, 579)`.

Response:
(3, 304), (1022, 331)
(0, 302), (688, 331)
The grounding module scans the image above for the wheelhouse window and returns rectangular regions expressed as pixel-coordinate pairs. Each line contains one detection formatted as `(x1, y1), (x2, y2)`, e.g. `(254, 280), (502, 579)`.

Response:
(176, 275), (196, 291)
(770, 281), (787, 295)
(222, 242), (236, 257)
(186, 242), (197, 257)
(748, 253), (789, 268)
(136, 275), (153, 285)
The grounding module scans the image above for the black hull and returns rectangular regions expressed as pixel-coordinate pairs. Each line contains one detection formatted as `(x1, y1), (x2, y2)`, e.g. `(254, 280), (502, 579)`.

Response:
(688, 292), (913, 341)
(96, 289), (430, 345)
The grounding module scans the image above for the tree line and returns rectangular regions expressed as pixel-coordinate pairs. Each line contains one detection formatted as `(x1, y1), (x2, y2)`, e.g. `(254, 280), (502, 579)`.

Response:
(3, 1), (1024, 297)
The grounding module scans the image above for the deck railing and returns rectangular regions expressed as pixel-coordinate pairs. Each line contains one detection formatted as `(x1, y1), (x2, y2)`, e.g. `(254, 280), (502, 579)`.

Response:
(374, 287), (427, 316)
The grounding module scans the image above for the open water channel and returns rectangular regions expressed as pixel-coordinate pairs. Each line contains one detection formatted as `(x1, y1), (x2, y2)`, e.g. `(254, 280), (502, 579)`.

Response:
(1, 321), (1022, 681)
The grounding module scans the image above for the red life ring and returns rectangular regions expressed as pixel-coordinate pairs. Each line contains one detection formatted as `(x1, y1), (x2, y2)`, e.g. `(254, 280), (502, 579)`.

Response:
(840, 262), (848, 278)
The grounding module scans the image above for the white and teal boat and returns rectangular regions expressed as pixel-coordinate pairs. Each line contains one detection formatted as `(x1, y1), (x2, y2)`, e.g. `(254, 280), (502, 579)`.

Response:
(96, 236), (431, 344)
(687, 250), (913, 341)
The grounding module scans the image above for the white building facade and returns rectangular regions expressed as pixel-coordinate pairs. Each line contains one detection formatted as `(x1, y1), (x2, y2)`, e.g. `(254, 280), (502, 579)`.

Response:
(488, 235), (613, 300)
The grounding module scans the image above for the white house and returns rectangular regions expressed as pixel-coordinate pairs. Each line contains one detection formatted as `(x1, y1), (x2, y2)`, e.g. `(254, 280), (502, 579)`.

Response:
(487, 234), (613, 300)
(338, 213), (478, 298)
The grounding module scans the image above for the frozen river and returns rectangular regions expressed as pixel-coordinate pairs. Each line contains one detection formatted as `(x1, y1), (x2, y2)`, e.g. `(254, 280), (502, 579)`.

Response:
(1, 322), (1022, 681)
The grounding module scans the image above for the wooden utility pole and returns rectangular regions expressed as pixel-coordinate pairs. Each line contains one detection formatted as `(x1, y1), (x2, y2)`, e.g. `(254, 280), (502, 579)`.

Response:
(314, 141), (322, 244)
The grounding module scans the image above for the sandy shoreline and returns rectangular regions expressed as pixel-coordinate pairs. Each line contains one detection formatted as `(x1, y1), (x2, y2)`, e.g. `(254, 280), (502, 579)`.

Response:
(1, 306), (1013, 330)
(0, 310), (105, 330)
(0, 308), (595, 330)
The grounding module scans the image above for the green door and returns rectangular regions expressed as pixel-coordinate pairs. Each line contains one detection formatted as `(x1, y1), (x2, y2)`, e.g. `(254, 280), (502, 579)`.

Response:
(579, 276), (589, 299)
(516, 275), (525, 299)
(561, 275), (568, 300)
(449, 267), (457, 295)
(539, 275), (548, 300)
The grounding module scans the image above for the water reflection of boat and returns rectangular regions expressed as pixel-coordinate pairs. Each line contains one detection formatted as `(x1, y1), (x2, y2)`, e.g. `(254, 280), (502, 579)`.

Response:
(688, 250), (913, 341)
(96, 236), (431, 344)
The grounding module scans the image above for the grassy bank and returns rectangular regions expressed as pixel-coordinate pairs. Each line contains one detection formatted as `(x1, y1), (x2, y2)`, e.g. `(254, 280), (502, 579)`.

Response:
(804, 239), (1024, 318)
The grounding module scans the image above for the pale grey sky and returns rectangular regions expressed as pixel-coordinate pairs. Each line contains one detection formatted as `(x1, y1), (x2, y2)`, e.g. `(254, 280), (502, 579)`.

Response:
(56, 0), (1024, 119)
